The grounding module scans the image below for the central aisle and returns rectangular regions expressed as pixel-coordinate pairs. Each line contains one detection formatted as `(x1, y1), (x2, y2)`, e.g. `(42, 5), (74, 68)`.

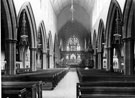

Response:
(42, 69), (79, 98)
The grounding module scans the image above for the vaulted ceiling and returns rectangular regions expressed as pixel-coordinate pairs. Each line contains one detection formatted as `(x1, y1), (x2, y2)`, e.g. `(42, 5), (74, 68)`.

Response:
(50, 0), (96, 31)
(50, 0), (95, 16)
(50, 0), (96, 48)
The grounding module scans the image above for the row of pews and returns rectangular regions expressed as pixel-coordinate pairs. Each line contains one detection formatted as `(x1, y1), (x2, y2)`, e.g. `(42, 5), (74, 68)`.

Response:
(76, 68), (135, 98)
(2, 68), (69, 98)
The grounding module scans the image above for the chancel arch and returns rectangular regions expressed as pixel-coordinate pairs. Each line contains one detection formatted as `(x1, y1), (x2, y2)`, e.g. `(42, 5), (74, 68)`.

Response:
(16, 2), (37, 71)
(105, 0), (123, 72)
(123, 0), (135, 75)
(1, 0), (17, 75)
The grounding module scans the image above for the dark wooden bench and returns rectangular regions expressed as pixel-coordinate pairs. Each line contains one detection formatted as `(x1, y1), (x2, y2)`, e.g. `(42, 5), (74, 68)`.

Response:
(77, 82), (135, 98)
(2, 81), (42, 98)
(2, 88), (28, 98)
(77, 68), (135, 82)
(76, 68), (135, 98)
(2, 68), (69, 90)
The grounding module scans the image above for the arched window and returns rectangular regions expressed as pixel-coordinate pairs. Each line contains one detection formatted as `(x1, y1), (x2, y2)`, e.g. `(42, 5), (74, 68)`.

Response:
(67, 35), (80, 51)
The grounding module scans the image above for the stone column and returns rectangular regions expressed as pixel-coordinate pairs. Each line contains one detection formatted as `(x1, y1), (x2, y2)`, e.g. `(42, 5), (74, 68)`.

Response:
(42, 51), (47, 69)
(97, 51), (102, 69)
(93, 49), (97, 69)
(30, 47), (37, 71)
(106, 47), (113, 71)
(6, 39), (17, 75)
(49, 54), (53, 68)
(123, 38), (134, 75)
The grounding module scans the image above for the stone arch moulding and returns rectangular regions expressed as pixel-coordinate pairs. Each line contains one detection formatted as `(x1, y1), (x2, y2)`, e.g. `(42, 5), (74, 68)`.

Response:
(2, 0), (17, 75)
(17, 2), (38, 71)
(123, 0), (135, 75)
(2, 0), (17, 40)
(106, 0), (123, 48)
(123, 0), (135, 38)
(38, 21), (47, 53)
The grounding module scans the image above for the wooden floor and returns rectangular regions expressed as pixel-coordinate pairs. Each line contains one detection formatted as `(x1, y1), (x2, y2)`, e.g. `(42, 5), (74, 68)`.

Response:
(42, 69), (79, 98)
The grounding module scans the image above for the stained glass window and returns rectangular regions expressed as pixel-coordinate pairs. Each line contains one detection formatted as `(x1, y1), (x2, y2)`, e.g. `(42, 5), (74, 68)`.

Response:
(67, 35), (80, 51)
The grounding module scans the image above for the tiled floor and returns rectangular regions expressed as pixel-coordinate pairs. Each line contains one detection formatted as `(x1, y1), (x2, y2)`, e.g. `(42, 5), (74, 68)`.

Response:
(42, 70), (79, 98)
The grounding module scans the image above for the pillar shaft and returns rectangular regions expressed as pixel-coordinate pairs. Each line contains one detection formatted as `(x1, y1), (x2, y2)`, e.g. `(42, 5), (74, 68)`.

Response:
(97, 51), (103, 69)
(106, 47), (113, 71)
(30, 47), (37, 71)
(93, 49), (97, 69)
(124, 38), (134, 75)
(42, 52), (47, 69)
(6, 39), (16, 75)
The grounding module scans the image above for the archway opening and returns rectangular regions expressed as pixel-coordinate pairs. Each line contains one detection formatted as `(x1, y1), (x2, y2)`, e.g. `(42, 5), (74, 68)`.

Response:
(111, 9), (123, 72)
(16, 10), (31, 69)
(36, 27), (43, 70)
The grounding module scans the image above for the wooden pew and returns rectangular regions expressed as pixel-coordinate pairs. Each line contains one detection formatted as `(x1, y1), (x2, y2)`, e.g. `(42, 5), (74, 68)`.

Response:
(2, 88), (28, 98)
(77, 82), (135, 98)
(76, 68), (135, 98)
(2, 68), (69, 90)
(2, 81), (42, 98)
(77, 68), (135, 82)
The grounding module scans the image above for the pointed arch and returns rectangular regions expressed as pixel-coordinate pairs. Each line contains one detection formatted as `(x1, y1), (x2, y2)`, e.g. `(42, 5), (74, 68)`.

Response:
(1, 0), (17, 75)
(97, 19), (105, 52)
(17, 2), (37, 48)
(37, 21), (47, 69)
(106, 0), (123, 48)
(17, 2), (37, 71)
(97, 19), (105, 69)
(105, 0), (123, 71)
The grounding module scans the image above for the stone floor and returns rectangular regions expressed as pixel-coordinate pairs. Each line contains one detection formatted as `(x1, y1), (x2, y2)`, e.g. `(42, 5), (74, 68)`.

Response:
(42, 69), (79, 98)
